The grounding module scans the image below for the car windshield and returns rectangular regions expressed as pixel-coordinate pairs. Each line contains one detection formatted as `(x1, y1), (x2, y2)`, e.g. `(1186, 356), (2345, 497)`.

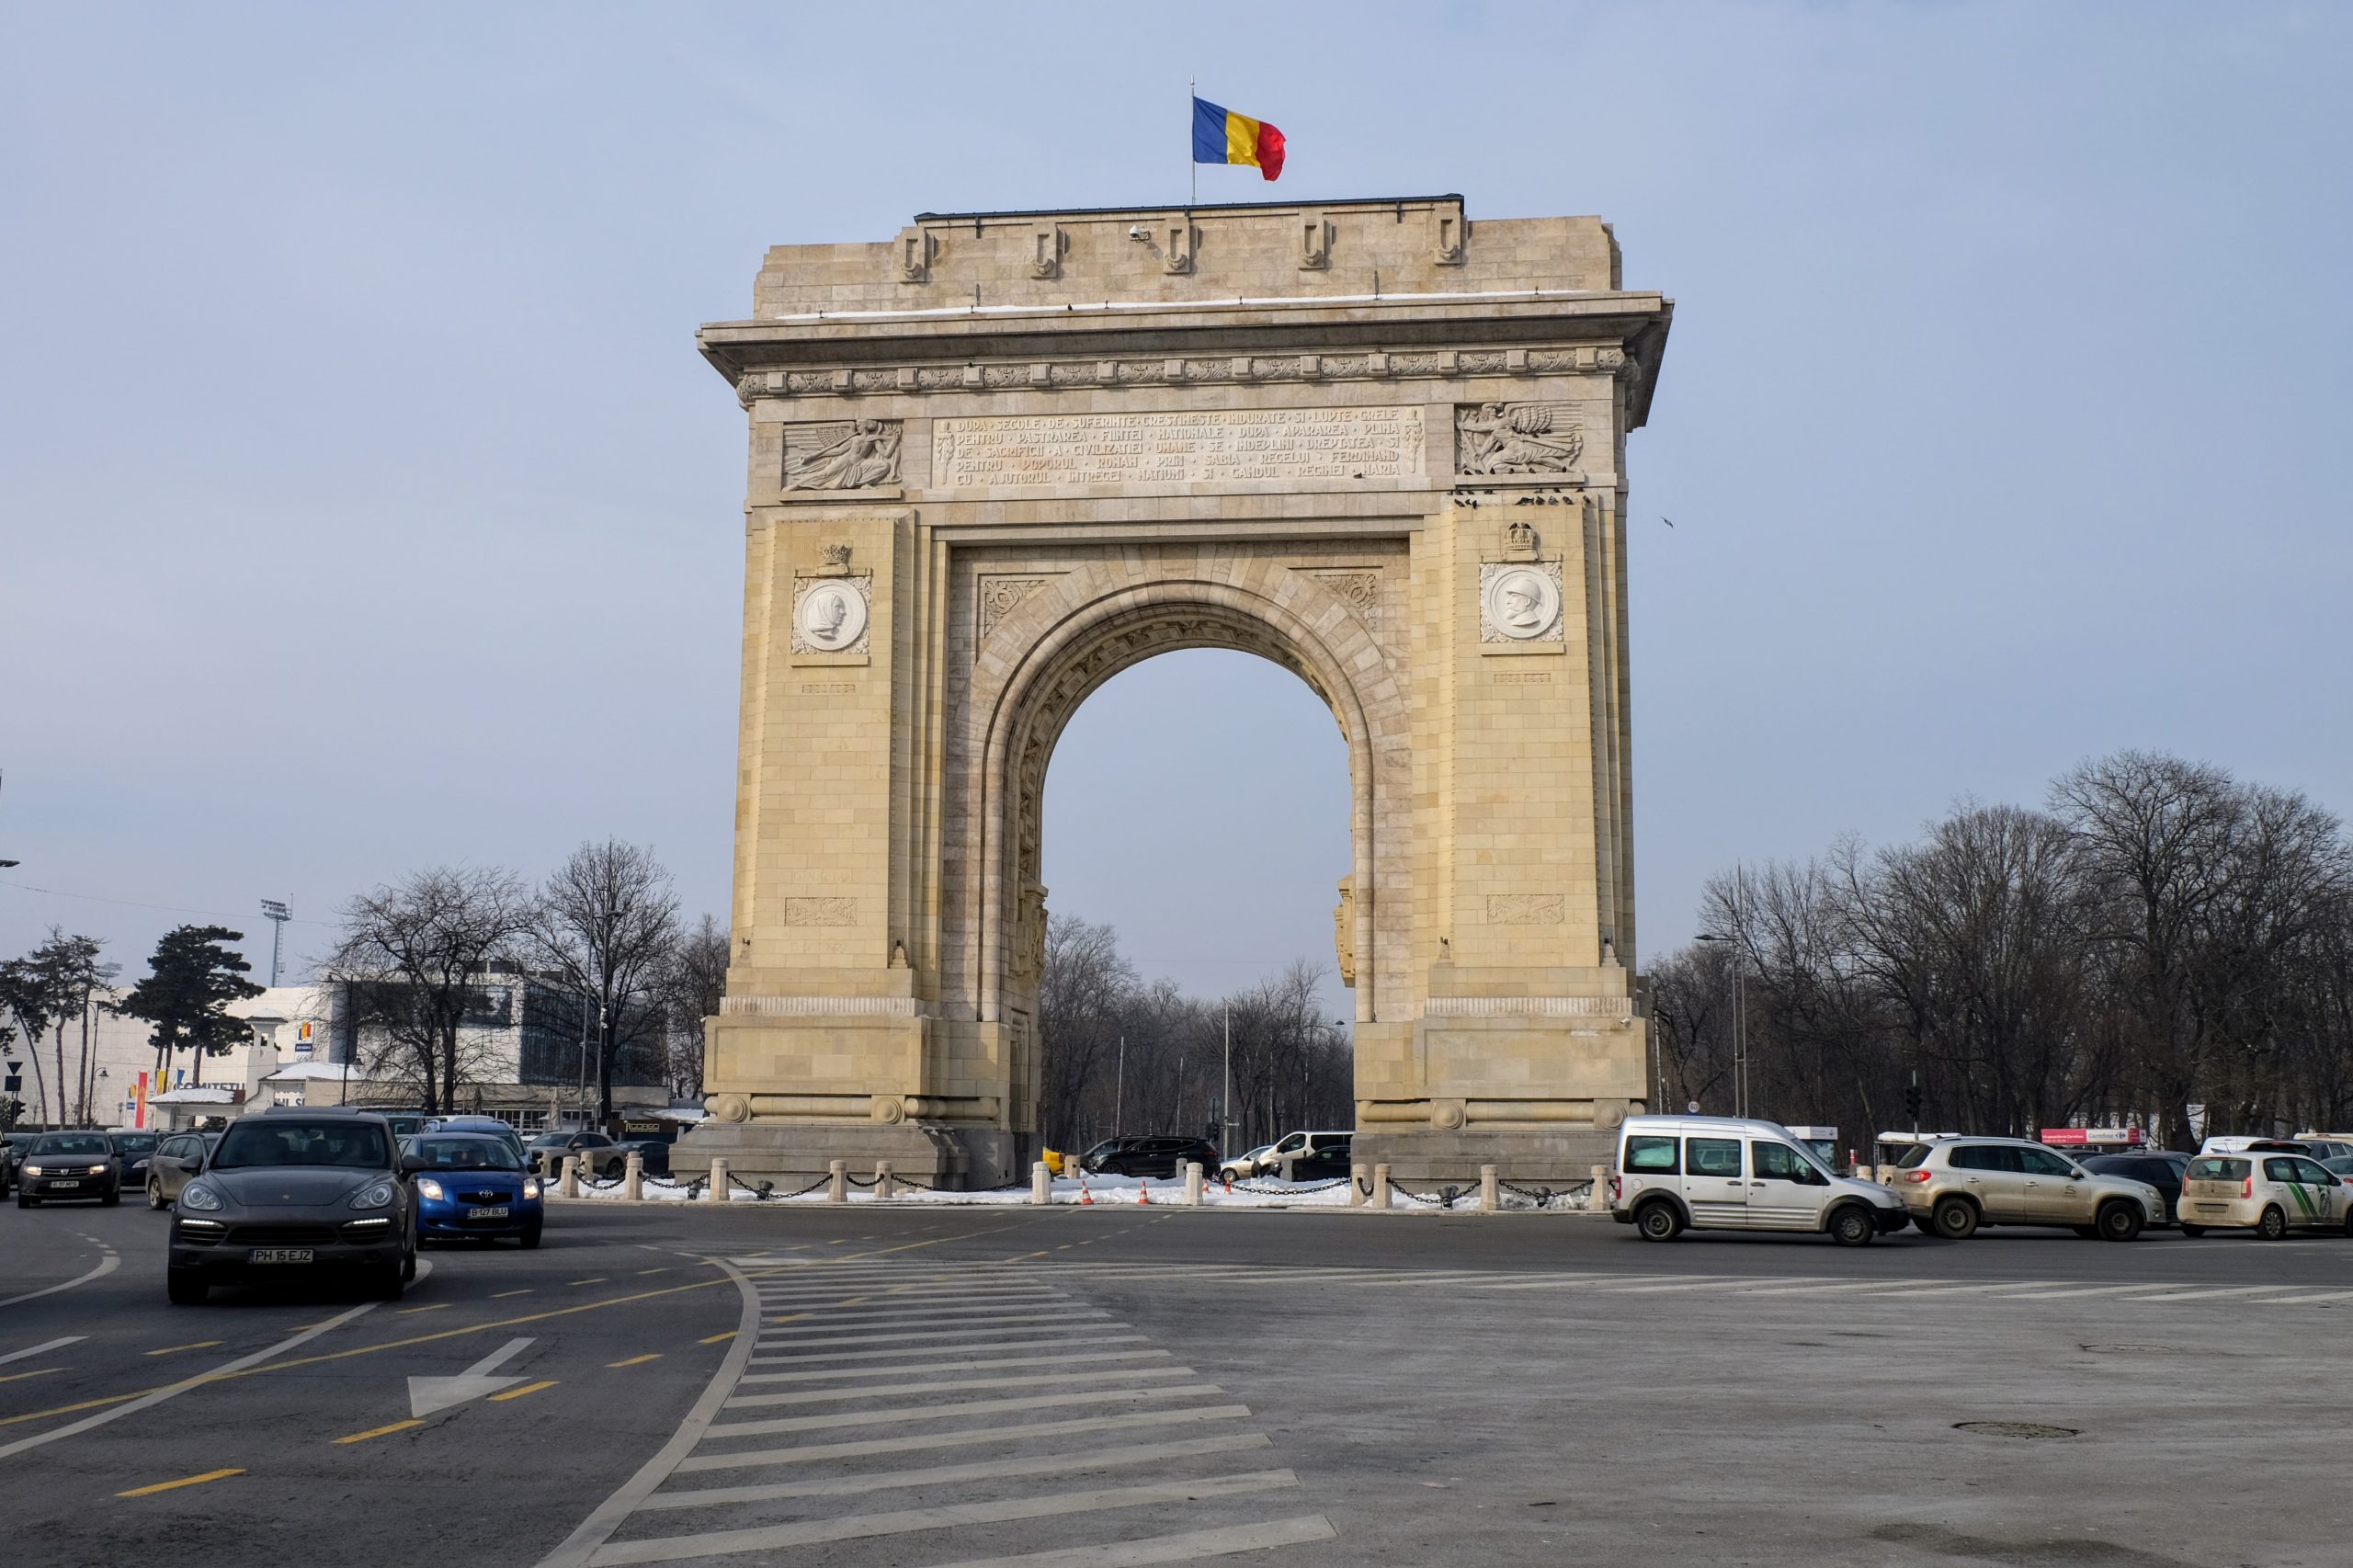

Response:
(411, 1136), (522, 1170)
(2188, 1155), (2248, 1181)
(32, 1133), (112, 1157)
(211, 1119), (391, 1169)
(110, 1133), (158, 1153)
(1894, 1142), (1933, 1168)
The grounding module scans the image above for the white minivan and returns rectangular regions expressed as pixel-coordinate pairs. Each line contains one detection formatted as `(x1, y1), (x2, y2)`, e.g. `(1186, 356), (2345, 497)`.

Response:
(1608, 1114), (1909, 1245)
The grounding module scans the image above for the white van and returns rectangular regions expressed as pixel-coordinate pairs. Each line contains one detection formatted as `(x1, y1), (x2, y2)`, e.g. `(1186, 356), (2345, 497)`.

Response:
(1608, 1114), (1909, 1245)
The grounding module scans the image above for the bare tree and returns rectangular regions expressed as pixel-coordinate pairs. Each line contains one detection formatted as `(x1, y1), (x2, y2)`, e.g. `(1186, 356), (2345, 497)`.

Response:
(323, 867), (532, 1115)
(659, 914), (730, 1101)
(529, 841), (680, 1121)
(1038, 914), (1136, 1147)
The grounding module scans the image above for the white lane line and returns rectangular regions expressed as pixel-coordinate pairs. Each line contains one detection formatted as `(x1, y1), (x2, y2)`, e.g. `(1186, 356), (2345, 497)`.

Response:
(1842, 1280), (2068, 1298)
(529, 1258), (764, 1568)
(1738, 1279), (1943, 1297)
(741, 1349), (1174, 1384)
(0, 1299), (379, 1461)
(0, 1244), (120, 1311)
(762, 1306), (1085, 1328)
(750, 1334), (1151, 1367)
(0, 1336), (86, 1367)
(1471, 1274), (1653, 1291)
(585, 1470), (1301, 1566)
(928, 1513), (1338, 1568)
(753, 1324), (1123, 1352)
(753, 1287), (1061, 1305)
(2113, 1285), (2317, 1302)
(640, 1433), (1273, 1510)
(1573, 1276), (1767, 1294)
(2256, 1290), (2353, 1305)
(706, 1383), (1229, 1438)
(675, 1403), (1256, 1471)
(725, 1366), (1199, 1408)
(1984, 1282), (2196, 1300)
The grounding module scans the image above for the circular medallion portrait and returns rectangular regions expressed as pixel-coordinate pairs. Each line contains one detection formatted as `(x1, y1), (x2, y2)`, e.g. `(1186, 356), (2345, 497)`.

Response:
(796, 581), (869, 651)
(1482, 566), (1562, 640)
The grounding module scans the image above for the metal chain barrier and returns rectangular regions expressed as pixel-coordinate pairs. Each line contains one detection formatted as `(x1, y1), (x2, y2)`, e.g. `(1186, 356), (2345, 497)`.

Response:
(892, 1174), (939, 1193)
(1228, 1176), (1351, 1195)
(1498, 1177), (1595, 1210)
(845, 1173), (881, 1187)
(1389, 1177), (1472, 1209)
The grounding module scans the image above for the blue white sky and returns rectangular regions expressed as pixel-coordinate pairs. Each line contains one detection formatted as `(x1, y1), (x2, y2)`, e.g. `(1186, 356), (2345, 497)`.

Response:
(2, 3), (2347, 1002)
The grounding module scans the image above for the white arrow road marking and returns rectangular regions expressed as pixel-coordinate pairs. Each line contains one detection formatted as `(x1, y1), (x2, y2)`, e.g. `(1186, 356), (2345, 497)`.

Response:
(0, 1336), (86, 1367)
(409, 1337), (536, 1418)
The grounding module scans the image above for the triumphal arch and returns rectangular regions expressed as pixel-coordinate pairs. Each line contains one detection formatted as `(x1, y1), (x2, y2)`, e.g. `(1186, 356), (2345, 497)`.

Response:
(688, 197), (1671, 1187)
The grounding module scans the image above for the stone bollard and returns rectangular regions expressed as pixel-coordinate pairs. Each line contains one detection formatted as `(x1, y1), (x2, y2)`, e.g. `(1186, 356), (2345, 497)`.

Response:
(706, 1157), (728, 1201)
(876, 1161), (895, 1200)
(560, 1154), (581, 1199)
(1479, 1165), (1498, 1212)
(1347, 1162), (1368, 1208)
(1590, 1163), (1610, 1212)
(1031, 1161), (1052, 1205)
(623, 1150), (644, 1201)
(1371, 1163), (1392, 1210)
(1183, 1161), (1204, 1206)
(826, 1159), (847, 1204)
(1279, 1154), (1298, 1184)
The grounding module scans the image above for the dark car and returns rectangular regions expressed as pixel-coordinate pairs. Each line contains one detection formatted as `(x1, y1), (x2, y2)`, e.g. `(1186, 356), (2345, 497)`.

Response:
(165, 1108), (417, 1305)
(16, 1131), (123, 1207)
(1080, 1135), (1222, 1179)
(108, 1131), (160, 1188)
(404, 1132), (544, 1248)
(2082, 1152), (2192, 1224)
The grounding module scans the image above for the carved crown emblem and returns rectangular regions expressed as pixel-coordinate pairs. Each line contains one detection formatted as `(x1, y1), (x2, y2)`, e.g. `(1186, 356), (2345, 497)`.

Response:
(820, 543), (854, 570)
(1505, 517), (1539, 559)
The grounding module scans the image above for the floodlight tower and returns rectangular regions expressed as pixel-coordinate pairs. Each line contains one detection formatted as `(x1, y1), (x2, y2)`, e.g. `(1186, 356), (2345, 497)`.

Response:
(260, 900), (291, 987)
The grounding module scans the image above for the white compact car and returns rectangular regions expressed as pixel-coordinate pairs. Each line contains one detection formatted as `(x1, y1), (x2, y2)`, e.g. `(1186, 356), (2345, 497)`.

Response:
(2178, 1151), (2353, 1239)
(1608, 1114), (1909, 1245)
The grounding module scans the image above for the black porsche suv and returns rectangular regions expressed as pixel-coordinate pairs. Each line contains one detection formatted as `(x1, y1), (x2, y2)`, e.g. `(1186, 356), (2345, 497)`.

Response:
(165, 1108), (418, 1305)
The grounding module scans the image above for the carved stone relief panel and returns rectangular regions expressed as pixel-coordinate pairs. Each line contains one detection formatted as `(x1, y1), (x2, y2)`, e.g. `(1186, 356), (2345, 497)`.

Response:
(783, 896), (858, 926)
(1486, 894), (1564, 925)
(1299, 568), (1381, 623)
(1455, 403), (1585, 479)
(791, 574), (873, 655)
(974, 574), (1063, 643)
(1478, 561), (1565, 644)
(783, 419), (903, 491)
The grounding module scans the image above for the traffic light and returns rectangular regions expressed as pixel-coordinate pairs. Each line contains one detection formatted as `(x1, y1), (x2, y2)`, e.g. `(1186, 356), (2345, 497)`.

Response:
(1904, 1082), (1923, 1119)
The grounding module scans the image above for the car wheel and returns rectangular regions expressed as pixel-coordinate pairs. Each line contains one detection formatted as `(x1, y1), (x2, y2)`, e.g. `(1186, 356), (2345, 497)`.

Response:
(401, 1249), (416, 1281)
(16, 1195), (33, 1209)
(2256, 1205), (2289, 1241)
(146, 1181), (167, 1211)
(603, 1161), (624, 1180)
(2096, 1201), (2143, 1243)
(166, 1269), (208, 1306)
(1911, 1215), (1938, 1235)
(2178, 1222), (2207, 1238)
(1828, 1205), (1876, 1247)
(1931, 1196), (1979, 1240)
(519, 1224), (542, 1250)
(101, 1184), (120, 1207)
(1634, 1199), (1683, 1242)
(2072, 1224), (2100, 1239)
(374, 1266), (406, 1301)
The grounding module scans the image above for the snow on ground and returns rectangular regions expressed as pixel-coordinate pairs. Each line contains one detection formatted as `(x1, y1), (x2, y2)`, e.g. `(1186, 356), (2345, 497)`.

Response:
(555, 1169), (1594, 1210)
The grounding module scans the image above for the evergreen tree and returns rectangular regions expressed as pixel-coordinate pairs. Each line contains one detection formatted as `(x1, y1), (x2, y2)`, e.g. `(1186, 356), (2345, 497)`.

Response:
(118, 926), (263, 1088)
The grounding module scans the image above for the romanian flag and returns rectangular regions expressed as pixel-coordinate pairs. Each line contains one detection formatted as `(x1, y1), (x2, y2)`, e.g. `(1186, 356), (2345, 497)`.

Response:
(1192, 97), (1285, 181)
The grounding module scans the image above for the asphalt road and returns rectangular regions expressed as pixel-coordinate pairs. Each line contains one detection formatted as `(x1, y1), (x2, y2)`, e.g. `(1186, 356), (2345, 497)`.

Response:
(5, 1199), (2350, 1567)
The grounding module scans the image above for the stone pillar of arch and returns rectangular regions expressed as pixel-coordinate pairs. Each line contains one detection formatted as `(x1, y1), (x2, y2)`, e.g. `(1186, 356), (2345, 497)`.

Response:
(683, 197), (1671, 1187)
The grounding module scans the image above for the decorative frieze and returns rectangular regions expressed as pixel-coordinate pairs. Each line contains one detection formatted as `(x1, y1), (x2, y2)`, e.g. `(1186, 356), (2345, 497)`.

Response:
(975, 574), (1061, 642)
(783, 419), (902, 490)
(932, 406), (1424, 489)
(1457, 403), (1584, 477)
(1485, 893), (1566, 925)
(780, 897), (858, 927)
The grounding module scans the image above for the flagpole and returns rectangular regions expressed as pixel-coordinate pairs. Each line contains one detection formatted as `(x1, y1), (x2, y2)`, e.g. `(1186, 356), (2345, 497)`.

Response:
(1188, 75), (1196, 209)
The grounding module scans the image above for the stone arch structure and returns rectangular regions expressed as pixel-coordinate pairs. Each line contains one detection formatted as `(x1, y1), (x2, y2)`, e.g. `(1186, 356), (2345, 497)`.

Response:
(688, 197), (1671, 1187)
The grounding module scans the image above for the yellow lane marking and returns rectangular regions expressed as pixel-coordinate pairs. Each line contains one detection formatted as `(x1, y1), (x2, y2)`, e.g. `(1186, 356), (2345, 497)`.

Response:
(119, 1468), (242, 1497)
(698, 1332), (735, 1345)
(334, 1419), (424, 1445)
(608, 1354), (661, 1368)
(492, 1290), (533, 1299)
(489, 1380), (557, 1402)
(0, 1368), (64, 1384)
(0, 1226), (1029, 1429)
(144, 1341), (224, 1358)
(395, 1304), (449, 1314)
(767, 1312), (813, 1325)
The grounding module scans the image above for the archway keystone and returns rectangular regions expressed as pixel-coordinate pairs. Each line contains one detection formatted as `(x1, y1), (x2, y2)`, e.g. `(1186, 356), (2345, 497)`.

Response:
(687, 197), (1671, 1186)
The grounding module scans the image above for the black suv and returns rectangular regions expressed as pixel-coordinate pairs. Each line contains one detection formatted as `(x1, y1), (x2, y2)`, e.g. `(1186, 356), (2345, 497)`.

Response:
(166, 1108), (418, 1304)
(1079, 1136), (1223, 1179)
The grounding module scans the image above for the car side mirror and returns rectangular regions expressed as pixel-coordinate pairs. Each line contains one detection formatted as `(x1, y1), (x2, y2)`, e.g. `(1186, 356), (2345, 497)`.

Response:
(399, 1153), (426, 1175)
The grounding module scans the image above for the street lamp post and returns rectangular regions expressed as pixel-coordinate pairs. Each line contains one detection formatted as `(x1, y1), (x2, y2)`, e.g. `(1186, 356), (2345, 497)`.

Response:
(1695, 890), (1750, 1116)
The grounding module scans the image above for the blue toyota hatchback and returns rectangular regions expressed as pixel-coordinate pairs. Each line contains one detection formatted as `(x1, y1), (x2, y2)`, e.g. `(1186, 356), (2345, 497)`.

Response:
(402, 1132), (543, 1247)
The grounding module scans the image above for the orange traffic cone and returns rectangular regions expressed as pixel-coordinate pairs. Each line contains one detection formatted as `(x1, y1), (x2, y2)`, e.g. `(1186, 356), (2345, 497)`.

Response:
(1079, 1176), (1093, 1206)
(1222, 1173), (1233, 1195)
(1138, 1179), (1152, 1205)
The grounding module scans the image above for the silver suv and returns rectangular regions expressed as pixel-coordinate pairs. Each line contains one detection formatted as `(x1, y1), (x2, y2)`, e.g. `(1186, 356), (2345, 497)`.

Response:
(1894, 1136), (2164, 1241)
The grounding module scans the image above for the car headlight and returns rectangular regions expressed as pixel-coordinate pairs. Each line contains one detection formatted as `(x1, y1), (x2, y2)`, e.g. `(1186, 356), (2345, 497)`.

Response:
(179, 1183), (224, 1212)
(348, 1180), (396, 1210)
(522, 1179), (540, 1200)
(21, 1165), (42, 1177)
(415, 1177), (446, 1200)
(88, 1165), (110, 1176)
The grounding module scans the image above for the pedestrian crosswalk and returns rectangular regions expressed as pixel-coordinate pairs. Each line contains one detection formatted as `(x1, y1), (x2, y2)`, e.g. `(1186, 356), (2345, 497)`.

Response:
(547, 1259), (1337, 1567)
